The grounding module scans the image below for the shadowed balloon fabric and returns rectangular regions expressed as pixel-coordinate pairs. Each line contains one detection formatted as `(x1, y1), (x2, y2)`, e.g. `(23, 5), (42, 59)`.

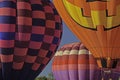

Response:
(0, 0), (62, 80)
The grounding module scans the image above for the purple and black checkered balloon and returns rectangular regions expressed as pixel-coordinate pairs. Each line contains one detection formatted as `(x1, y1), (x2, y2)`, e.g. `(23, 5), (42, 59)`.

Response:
(0, 0), (62, 80)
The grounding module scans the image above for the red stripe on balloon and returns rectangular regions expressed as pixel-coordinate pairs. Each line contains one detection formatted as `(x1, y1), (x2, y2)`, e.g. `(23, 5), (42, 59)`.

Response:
(0, 24), (15, 32)
(0, 40), (14, 48)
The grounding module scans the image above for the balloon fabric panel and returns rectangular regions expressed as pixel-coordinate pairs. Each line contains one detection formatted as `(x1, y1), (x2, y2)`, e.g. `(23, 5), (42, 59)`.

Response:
(0, 0), (62, 80)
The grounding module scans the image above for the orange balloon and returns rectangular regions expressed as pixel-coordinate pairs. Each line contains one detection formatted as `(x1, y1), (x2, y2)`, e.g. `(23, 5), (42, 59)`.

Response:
(53, 0), (120, 68)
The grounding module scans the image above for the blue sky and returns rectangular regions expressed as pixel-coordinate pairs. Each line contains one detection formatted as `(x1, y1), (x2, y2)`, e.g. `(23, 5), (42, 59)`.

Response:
(39, 22), (80, 76)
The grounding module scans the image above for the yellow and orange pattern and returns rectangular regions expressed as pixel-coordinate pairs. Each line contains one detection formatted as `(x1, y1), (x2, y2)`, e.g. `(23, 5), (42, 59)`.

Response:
(63, 0), (120, 29)
(53, 0), (120, 67)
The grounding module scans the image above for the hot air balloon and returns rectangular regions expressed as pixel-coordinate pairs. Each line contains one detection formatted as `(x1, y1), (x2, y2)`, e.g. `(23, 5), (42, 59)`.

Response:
(53, 0), (120, 79)
(52, 42), (120, 80)
(0, 0), (62, 80)
(52, 42), (101, 80)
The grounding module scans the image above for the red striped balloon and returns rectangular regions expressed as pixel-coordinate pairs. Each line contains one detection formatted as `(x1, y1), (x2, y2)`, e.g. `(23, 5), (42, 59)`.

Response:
(52, 42), (101, 80)
(52, 42), (120, 80)
(0, 0), (62, 80)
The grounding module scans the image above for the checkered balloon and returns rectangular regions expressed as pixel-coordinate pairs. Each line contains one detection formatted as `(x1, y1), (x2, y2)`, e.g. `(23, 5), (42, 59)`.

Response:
(0, 0), (62, 80)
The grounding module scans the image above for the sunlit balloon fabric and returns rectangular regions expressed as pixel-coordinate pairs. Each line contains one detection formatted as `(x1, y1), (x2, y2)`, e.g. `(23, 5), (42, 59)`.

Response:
(52, 42), (101, 80)
(0, 0), (62, 80)
(53, 0), (120, 68)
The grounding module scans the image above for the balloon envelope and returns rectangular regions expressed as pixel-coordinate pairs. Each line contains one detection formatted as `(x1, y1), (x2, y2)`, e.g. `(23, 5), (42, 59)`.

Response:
(0, 0), (62, 80)
(52, 42), (100, 80)
(53, 0), (120, 68)
(52, 42), (120, 80)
